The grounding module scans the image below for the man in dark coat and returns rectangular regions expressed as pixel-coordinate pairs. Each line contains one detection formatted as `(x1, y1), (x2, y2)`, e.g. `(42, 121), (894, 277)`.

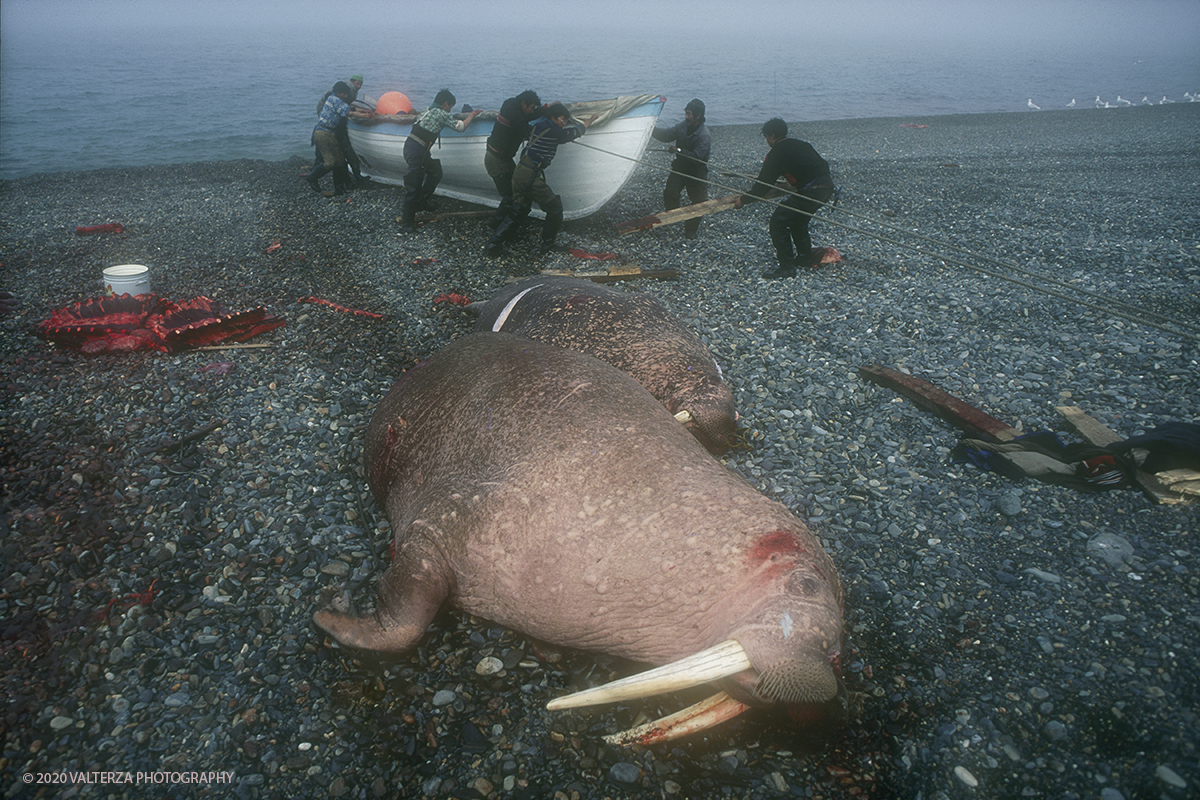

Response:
(484, 103), (595, 257)
(484, 89), (542, 225)
(736, 117), (834, 279)
(652, 98), (711, 239)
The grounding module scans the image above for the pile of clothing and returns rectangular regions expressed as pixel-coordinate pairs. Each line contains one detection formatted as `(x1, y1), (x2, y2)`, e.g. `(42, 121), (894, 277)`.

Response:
(951, 423), (1200, 492)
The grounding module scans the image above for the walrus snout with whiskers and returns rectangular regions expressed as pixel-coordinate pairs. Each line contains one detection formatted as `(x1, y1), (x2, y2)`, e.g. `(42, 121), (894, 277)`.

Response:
(669, 377), (739, 453)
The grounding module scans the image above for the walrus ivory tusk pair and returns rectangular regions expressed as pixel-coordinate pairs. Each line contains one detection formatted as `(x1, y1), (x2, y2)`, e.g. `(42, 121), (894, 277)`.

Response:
(547, 639), (750, 709)
(547, 640), (753, 745)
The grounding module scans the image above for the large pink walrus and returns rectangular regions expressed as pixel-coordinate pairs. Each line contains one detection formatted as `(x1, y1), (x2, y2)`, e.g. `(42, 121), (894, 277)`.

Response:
(313, 333), (843, 745)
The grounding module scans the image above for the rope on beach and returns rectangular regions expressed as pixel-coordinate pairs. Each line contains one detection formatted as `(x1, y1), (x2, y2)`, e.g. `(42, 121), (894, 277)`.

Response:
(574, 139), (1200, 343)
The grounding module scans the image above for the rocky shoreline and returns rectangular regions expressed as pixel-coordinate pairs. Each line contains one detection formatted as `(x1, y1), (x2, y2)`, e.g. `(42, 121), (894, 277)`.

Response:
(2, 105), (1198, 799)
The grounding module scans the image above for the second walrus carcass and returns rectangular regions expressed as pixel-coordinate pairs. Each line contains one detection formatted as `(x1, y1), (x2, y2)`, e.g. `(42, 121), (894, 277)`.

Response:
(467, 275), (738, 455)
(313, 332), (843, 744)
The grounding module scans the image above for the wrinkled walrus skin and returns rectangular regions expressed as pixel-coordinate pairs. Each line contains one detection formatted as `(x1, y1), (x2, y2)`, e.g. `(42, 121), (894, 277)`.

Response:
(467, 276), (737, 455)
(313, 332), (843, 714)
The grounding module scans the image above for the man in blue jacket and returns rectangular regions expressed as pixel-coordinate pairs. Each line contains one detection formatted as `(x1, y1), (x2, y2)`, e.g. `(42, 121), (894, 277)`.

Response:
(735, 117), (834, 279)
(652, 98), (711, 239)
(307, 82), (354, 197)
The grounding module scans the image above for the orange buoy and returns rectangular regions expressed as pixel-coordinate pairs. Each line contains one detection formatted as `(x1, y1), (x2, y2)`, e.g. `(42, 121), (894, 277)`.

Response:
(376, 91), (413, 115)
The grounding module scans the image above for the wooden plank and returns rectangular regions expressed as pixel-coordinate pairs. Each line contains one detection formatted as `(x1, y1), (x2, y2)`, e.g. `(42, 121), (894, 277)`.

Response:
(196, 343), (273, 351)
(1054, 405), (1122, 446)
(1055, 405), (1189, 505)
(521, 266), (680, 284)
(859, 364), (1020, 443)
(615, 194), (742, 235)
(615, 182), (789, 235)
(413, 209), (496, 223)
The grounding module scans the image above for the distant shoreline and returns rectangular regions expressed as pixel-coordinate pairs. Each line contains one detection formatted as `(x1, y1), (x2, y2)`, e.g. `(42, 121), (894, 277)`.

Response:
(4, 103), (1195, 183)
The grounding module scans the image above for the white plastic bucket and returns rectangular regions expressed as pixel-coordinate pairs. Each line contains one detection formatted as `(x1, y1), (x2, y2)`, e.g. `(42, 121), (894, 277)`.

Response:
(102, 264), (151, 297)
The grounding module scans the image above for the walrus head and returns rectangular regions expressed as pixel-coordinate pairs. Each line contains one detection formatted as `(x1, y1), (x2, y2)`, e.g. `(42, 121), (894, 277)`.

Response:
(547, 636), (843, 746)
(670, 375), (739, 455)
(548, 544), (844, 745)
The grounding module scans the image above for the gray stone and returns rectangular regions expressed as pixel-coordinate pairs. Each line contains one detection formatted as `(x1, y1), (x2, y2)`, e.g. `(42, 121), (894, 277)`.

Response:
(609, 762), (641, 785)
(997, 493), (1022, 516)
(1087, 532), (1134, 568)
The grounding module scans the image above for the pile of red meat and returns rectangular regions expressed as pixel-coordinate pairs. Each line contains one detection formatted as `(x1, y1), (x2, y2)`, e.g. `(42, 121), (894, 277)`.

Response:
(37, 294), (286, 354)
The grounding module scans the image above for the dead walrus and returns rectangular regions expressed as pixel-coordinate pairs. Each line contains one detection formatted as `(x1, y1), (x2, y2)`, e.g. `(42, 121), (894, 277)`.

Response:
(466, 276), (738, 455)
(313, 333), (843, 744)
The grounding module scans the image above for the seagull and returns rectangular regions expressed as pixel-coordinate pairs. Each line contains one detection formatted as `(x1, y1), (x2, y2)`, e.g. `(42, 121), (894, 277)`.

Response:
(1066, 98), (1076, 108)
(1027, 98), (1041, 110)
(1116, 95), (1133, 106)
(1161, 96), (1174, 104)
(1142, 96), (1152, 105)
(1094, 95), (1105, 108)
(1185, 92), (1197, 102)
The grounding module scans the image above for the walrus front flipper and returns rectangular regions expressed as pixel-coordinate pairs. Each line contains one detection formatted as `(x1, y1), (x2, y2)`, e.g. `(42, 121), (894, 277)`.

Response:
(313, 547), (451, 654)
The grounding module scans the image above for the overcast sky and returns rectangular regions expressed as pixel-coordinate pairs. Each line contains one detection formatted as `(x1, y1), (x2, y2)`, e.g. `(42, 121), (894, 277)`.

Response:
(4, 0), (1199, 48)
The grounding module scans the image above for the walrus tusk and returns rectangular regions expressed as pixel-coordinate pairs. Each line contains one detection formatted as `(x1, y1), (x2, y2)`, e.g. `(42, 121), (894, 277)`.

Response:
(546, 639), (751, 710)
(673, 409), (694, 423)
(602, 691), (751, 746)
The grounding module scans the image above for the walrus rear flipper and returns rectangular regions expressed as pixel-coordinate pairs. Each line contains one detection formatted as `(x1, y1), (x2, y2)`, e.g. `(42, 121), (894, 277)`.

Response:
(313, 550), (451, 654)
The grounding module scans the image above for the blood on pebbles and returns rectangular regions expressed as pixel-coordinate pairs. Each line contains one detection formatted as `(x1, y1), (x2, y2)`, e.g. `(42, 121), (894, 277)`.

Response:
(1, 105), (1198, 798)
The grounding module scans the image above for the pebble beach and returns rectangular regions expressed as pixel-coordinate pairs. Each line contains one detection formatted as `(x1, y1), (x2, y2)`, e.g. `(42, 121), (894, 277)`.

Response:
(1, 103), (1198, 799)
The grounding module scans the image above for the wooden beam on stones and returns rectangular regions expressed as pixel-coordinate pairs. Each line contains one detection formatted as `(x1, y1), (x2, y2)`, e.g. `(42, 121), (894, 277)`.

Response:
(413, 209), (496, 223)
(518, 265), (680, 284)
(859, 364), (1020, 443)
(615, 182), (789, 236)
(397, 210), (496, 226)
(616, 194), (742, 235)
(1055, 405), (1189, 505)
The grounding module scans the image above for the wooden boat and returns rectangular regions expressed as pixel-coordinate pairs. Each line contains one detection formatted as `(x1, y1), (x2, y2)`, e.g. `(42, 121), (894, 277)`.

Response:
(347, 95), (664, 220)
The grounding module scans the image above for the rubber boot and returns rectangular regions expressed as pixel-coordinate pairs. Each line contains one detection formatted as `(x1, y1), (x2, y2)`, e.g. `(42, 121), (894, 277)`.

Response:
(762, 260), (798, 280)
(489, 196), (514, 229)
(419, 158), (443, 212)
(536, 196), (564, 255)
(331, 164), (352, 196)
(484, 213), (514, 256)
(401, 172), (422, 229)
(307, 164), (330, 193)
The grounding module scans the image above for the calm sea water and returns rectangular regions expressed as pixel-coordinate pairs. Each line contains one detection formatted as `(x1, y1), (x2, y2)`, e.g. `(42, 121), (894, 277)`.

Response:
(1, 9), (1197, 180)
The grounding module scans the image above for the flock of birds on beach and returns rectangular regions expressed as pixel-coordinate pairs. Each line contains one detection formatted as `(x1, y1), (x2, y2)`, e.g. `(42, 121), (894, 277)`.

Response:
(1026, 92), (1198, 110)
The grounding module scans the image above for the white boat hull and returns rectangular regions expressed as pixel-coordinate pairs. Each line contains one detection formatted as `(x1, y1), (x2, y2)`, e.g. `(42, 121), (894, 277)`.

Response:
(347, 95), (664, 220)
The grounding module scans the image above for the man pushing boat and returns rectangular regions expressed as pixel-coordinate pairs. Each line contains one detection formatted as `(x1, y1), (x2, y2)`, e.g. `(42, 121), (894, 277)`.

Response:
(485, 103), (598, 257)
(401, 89), (481, 231)
(484, 90), (543, 227)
